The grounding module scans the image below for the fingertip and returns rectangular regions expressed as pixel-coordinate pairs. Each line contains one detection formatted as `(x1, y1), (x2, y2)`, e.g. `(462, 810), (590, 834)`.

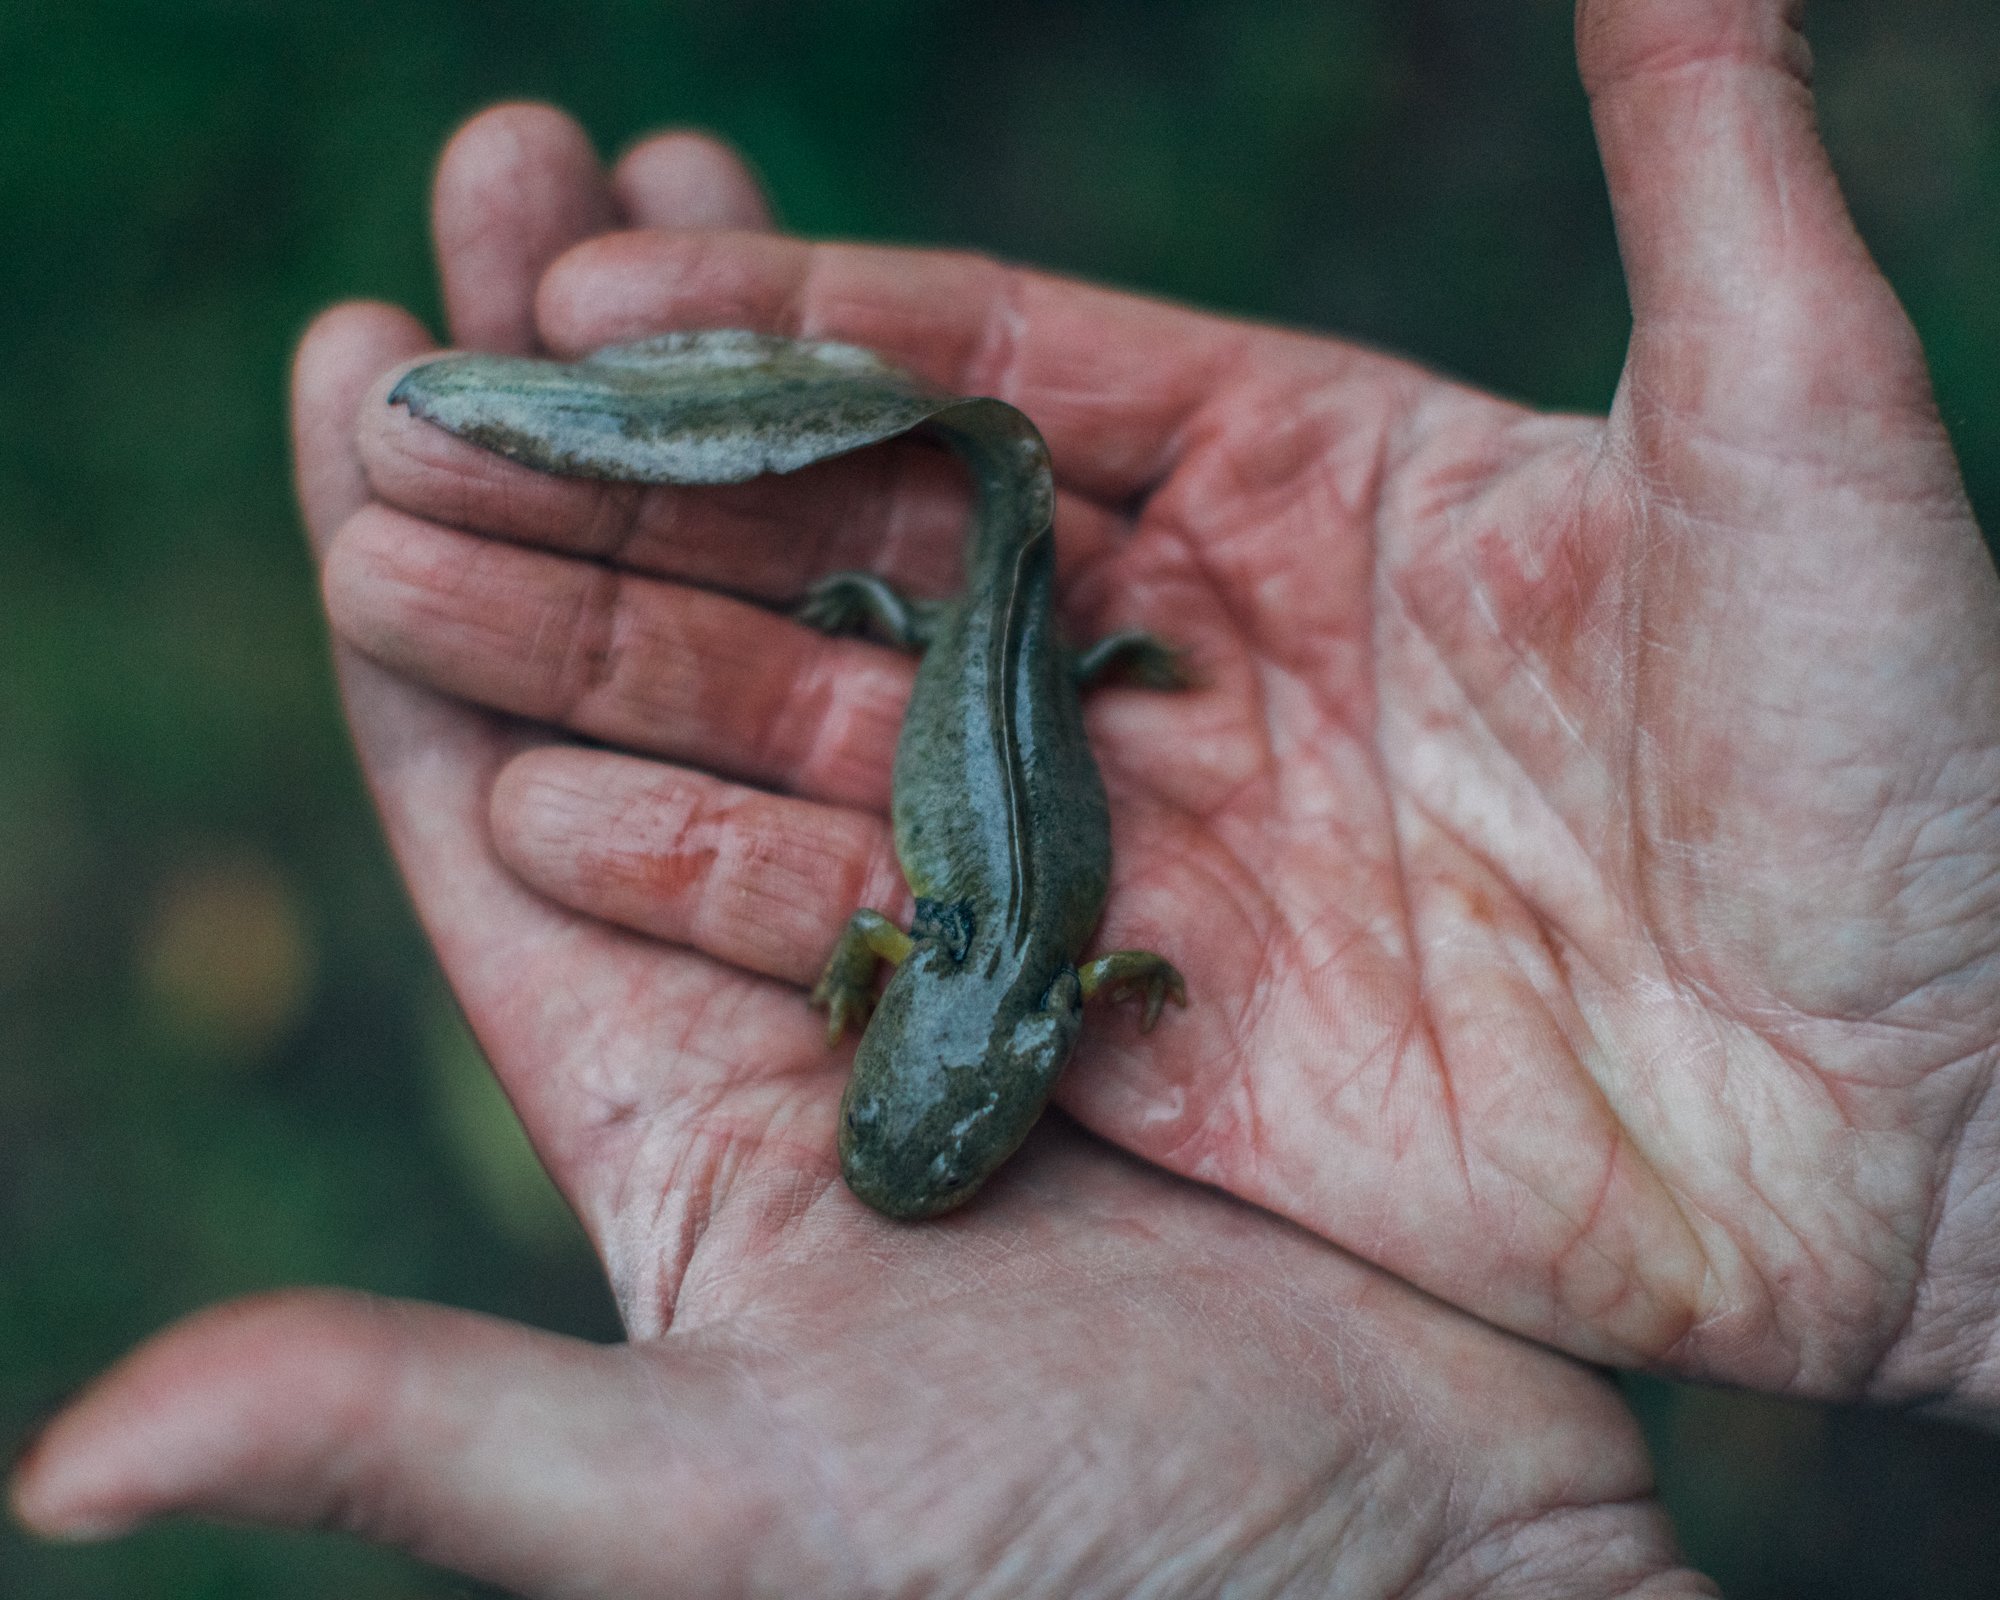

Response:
(9, 1406), (137, 1542)
(294, 298), (432, 375)
(10, 1476), (142, 1544)
(1577, 0), (1856, 324)
(318, 503), (437, 673)
(434, 102), (620, 353)
(440, 100), (599, 167)
(18, 1291), (783, 1593)
(613, 129), (775, 231)
(6, 1289), (393, 1542)
(1575, 0), (1813, 97)
(532, 225), (791, 356)
(356, 349), (475, 489)
(487, 744), (580, 882)
(1574, 0), (1933, 432)
(316, 505), (376, 646)
(291, 301), (436, 554)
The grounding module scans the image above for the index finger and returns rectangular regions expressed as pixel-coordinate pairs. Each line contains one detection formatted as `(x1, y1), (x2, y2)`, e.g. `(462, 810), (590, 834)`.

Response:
(433, 103), (620, 354)
(532, 227), (1282, 507)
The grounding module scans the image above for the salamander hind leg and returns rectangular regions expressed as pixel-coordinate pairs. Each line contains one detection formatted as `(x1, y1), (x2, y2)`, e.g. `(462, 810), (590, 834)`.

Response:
(811, 909), (916, 1045)
(1078, 950), (1188, 1032)
(794, 573), (946, 653)
(1073, 630), (1191, 690)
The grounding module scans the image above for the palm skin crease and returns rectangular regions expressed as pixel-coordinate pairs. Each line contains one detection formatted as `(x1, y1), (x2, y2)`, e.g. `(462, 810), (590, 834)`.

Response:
(13, 1), (2000, 1595)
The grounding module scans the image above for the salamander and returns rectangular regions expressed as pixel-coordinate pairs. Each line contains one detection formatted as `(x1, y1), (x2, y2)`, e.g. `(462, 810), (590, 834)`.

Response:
(392, 331), (1187, 1218)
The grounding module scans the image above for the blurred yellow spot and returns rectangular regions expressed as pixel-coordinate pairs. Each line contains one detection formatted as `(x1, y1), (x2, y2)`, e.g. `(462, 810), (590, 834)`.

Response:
(138, 849), (315, 1065)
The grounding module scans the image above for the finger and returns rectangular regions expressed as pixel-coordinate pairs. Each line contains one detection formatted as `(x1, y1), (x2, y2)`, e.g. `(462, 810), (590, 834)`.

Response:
(530, 228), (1289, 507)
(433, 103), (619, 353)
(295, 127), (867, 1268)
(7, 1291), (775, 1595)
(359, 376), (1131, 603)
(360, 368), (974, 599)
(323, 504), (912, 811)
(614, 128), (775, 231)
(1578, 0), (1932, 431)
(492, 747), (907, 986)
(293, 302), (435, 558)
(295, 300), (734, 1199)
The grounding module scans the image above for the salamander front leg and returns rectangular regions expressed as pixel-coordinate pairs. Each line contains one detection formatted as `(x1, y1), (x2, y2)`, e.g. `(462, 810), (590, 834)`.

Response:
(1072, 630), (1190, 690)
(810, 909), (916, 1044)
(794, 573), (947, 654)
(1078, 950), (1188, 1031)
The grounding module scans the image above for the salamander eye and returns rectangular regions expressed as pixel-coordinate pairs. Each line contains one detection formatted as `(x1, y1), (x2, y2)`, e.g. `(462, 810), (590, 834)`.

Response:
(845, 1099), (879, 1132)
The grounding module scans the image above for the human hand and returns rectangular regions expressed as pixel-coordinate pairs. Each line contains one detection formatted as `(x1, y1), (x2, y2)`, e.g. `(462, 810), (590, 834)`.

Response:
(8, 106), (1713, 1599)
(322, 0), (2000, 1411)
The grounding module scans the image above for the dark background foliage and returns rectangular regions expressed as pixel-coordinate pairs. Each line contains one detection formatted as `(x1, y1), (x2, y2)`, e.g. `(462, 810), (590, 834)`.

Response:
(3, 1), (1996, 1594)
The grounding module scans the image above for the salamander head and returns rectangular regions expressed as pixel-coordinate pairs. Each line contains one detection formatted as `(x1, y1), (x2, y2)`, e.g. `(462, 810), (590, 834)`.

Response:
(837, 951), (1082, 1219)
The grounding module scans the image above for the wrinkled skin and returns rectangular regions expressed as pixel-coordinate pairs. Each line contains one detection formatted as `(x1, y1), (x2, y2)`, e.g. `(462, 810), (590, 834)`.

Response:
(16, 0), (2000, 1593)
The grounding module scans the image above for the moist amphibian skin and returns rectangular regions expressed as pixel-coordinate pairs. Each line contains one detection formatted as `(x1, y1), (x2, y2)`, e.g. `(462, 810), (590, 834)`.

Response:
(392, 331), (1188, 1218)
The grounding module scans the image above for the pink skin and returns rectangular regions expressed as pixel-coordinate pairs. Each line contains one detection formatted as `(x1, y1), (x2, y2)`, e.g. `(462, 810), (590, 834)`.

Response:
(14, 0), (2000, 1591)
(7, 102), (1707, 1600)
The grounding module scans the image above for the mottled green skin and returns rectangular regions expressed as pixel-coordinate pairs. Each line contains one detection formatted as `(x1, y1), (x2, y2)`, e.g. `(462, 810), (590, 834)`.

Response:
(831, 408), (1116, 1218)
(390, 335), (1181, 1221)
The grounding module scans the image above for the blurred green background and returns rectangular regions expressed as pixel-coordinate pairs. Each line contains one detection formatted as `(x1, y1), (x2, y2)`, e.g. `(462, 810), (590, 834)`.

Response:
(3, 0), (1997, 1594)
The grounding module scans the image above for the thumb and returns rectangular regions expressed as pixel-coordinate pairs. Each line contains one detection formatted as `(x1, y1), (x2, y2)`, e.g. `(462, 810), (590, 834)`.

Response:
(9, 1290), (797, 1598)
(1579, 0), (1932, 438)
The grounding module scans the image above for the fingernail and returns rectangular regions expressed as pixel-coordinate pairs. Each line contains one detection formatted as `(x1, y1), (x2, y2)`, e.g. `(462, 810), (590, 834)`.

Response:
(6, 1397), (141, 1543)
(9, 1460), (144, 1543)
